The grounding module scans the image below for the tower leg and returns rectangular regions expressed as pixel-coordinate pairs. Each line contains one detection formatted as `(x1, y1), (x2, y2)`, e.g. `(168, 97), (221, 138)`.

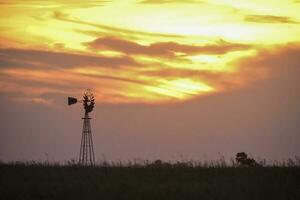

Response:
(79, 112), (95, 166)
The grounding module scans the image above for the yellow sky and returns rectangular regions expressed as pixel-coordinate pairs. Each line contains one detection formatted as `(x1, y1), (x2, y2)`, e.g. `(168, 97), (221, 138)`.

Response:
(0, 0), (300, 104)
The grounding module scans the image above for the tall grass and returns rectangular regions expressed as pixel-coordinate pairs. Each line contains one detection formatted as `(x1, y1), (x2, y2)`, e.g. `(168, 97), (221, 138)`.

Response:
(0, 158), (300, 200)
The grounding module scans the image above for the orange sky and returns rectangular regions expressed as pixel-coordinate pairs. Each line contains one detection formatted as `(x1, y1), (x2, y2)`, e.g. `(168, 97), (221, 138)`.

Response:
(0, 1), (300, 162)
(1, 0), (300, 104)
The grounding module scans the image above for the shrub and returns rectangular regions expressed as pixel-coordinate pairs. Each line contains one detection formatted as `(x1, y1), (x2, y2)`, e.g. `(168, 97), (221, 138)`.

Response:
(236, 152), (260, 167)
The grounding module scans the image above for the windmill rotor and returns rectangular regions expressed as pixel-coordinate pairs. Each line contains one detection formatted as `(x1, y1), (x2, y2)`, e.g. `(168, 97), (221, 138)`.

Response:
(83, 90), (95, 113)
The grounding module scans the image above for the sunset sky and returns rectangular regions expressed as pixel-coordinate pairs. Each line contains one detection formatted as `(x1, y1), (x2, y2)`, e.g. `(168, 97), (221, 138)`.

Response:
(0, 0), (299, 162)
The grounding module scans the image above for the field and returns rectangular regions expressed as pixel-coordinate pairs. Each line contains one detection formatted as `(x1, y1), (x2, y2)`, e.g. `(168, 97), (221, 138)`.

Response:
(1, 162), (300, 200)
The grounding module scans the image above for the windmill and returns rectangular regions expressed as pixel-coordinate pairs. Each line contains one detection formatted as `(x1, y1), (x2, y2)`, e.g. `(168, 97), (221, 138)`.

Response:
(68, 90), (95, 166)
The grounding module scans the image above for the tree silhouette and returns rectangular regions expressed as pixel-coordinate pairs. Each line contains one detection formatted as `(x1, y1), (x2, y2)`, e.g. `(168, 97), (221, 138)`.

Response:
(236, 152), (259, 167)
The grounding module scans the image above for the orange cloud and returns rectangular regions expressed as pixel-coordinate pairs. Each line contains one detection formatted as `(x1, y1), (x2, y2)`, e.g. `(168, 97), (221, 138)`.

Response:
(0, 48), (139, 69)
(1, 43), (299, 105)
(86, 37), (251, 58)
(234, 43), (300, 78)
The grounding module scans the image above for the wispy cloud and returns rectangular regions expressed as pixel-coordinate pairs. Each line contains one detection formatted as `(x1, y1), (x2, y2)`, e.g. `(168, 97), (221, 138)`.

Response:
(0, 0), (111, 8)
(53, 11), (185, 39)
(0, 48), (139, 69)
(244, 14), (298, 24)
(139, 0), (202, 4)
(86, 37), (251, 58)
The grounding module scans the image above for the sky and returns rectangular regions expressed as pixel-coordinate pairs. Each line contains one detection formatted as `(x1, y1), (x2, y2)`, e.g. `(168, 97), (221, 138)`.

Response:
(0, 0), (299, 163)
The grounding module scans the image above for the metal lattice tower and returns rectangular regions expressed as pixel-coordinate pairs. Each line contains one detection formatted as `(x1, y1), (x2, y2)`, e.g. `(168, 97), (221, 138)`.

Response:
(79, 112), (95, 166)
(68, 90), (96, 166)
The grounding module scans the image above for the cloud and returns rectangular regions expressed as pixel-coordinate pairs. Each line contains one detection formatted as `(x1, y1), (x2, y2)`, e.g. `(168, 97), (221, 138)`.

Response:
(235, 43), (300, 78)
(1, 42), (299, 105)
(244, 14), (299, 24)
(53, 11), (184, 39)
(0, 0), (111, 8)
(139, 0), (202, 4)
(86, 37), (251, 58)
(143, 42), (300, 92)
(79, 73), (148, 85)
(0, 48), (139, 69)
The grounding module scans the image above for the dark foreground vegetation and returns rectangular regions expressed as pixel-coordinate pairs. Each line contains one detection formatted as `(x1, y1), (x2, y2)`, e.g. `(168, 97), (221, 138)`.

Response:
(1, 158), (300, 200)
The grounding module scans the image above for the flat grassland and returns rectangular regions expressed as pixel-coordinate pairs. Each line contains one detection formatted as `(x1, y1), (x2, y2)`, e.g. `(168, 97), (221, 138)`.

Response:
(0, 163), (299, 200)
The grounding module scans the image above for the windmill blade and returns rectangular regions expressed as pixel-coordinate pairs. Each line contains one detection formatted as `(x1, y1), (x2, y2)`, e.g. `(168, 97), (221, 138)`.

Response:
(68, 97), (78, 105)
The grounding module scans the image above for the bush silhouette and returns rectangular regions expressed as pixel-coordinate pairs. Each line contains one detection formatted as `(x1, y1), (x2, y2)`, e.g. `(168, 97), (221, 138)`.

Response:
(236, 152), (259, 167)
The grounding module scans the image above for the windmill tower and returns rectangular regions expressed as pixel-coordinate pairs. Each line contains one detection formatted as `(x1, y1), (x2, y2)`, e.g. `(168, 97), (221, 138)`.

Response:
(68, 90), (95, 166)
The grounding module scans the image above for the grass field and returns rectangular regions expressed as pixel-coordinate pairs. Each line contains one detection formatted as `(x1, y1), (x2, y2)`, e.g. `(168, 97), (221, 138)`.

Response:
(1, 161), (300, 200)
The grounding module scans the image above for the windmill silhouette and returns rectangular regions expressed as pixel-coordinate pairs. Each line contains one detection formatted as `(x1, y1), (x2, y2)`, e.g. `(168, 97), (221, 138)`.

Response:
(68, 90), (95, 166)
